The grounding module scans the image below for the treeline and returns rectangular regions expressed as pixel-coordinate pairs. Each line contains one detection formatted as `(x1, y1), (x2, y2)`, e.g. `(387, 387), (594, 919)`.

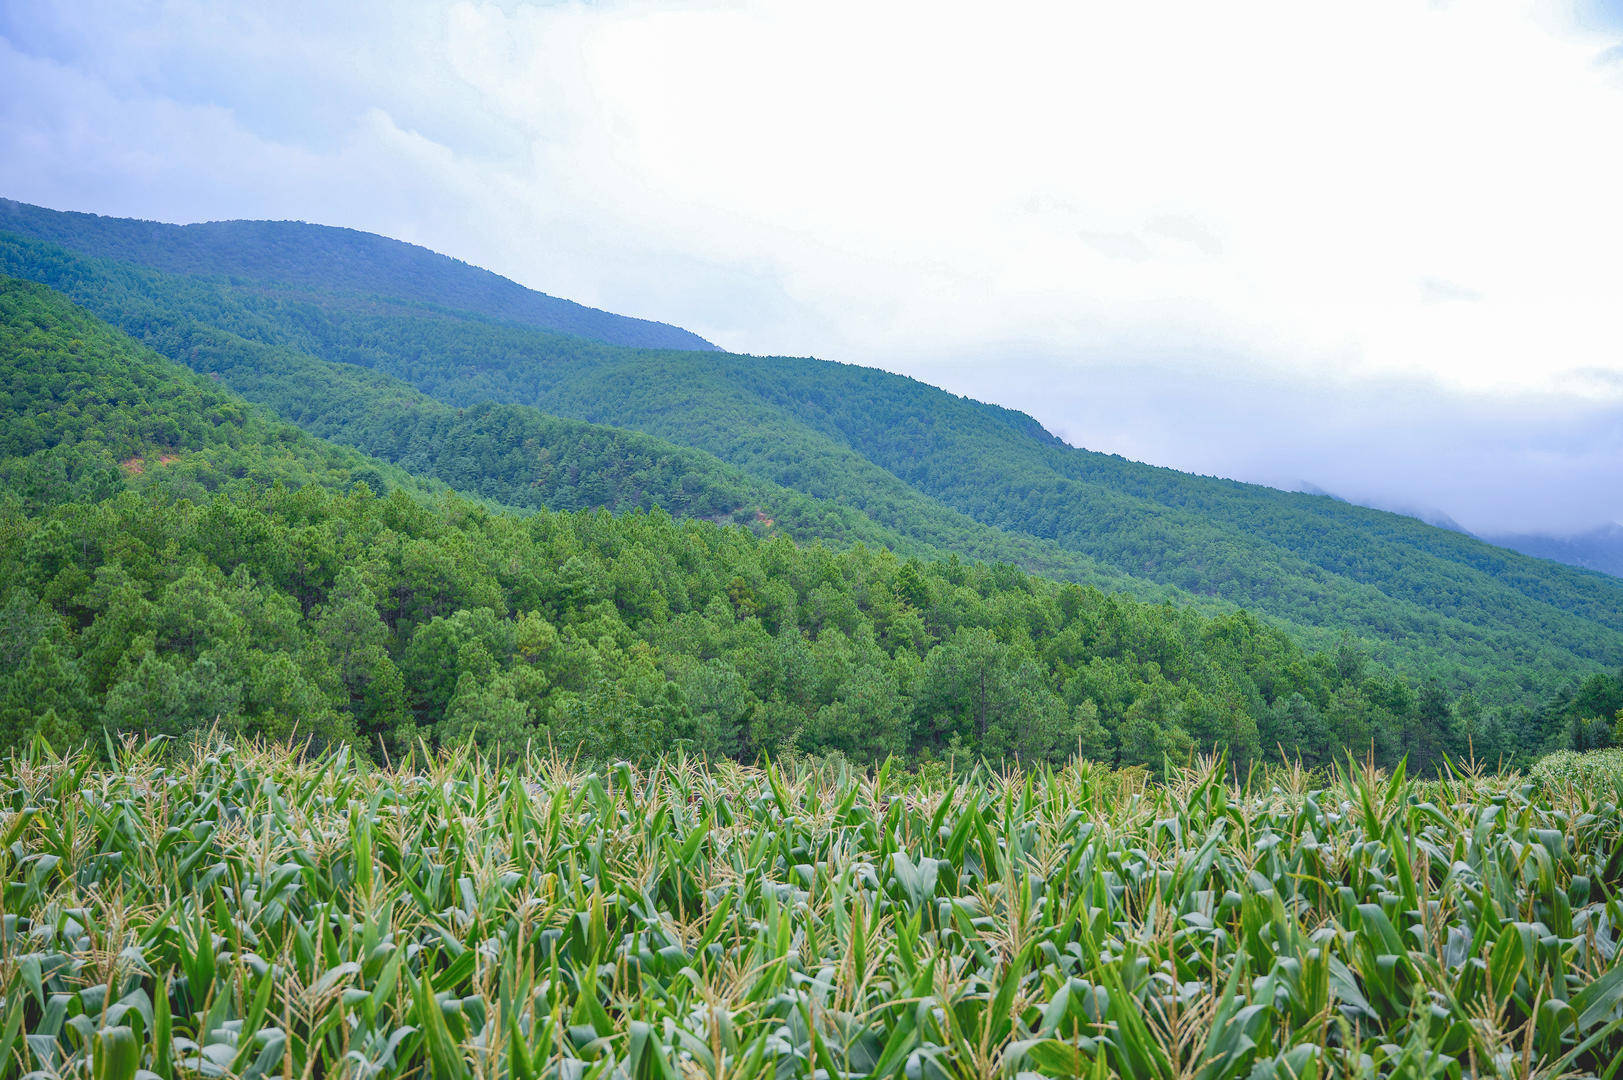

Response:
(3, 480), (1545, 773)
(1521, 668), (1623, 752)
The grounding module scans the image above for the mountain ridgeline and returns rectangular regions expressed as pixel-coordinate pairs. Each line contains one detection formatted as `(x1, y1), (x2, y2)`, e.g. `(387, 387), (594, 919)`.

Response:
(0, 198), (715, 351)
(1, 198), (1621, 739)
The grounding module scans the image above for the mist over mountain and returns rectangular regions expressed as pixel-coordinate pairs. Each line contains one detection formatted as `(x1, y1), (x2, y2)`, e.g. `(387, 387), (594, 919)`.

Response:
(919, 351), (1623, 539)
(1287, 482), (1468, 535)
(1294, 472), (1623, 579)
(1485, 523), (1623, 579)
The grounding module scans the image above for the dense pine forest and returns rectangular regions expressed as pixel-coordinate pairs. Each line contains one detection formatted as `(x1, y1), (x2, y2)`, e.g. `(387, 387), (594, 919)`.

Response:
(4, 199), (1622, 716)
(5, 277), (1620, 769)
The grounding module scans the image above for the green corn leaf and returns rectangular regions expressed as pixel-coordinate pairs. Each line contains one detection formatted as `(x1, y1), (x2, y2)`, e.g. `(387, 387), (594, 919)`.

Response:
(92, 1025), (140, 1080)
(412, 967), (471, 1080)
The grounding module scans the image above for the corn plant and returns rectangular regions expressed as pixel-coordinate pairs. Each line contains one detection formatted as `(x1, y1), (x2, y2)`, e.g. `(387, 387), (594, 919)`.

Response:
(2, 741), (1622, 1079)
(1531, 750), (1623, 795)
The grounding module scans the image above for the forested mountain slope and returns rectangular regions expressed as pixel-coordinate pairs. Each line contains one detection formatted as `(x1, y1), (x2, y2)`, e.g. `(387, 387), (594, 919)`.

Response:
(158, 312), (981, 557)
(3, 201), (1621, 706)
(0, 277), (428, 512)
(7, 276), (1524, 771)
(0, 229), (1182, 600)
(0, 197), (714, 350)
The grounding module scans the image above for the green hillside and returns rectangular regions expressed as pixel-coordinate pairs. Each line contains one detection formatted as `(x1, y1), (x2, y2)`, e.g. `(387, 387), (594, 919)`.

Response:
(0, 228), (1183, 600)
(7, 274), (1523, 770)
(3, 201), (1622, 707)
(0, 277), (429, 513)
(142, 312), (1120, 565)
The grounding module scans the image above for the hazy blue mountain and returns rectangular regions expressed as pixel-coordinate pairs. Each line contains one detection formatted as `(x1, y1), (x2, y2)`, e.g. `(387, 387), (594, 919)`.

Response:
(1485, 524), (1623, 579)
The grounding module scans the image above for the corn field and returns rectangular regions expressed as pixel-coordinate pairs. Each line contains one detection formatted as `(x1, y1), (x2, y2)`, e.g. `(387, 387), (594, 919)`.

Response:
(3, 742), (1623, 1080)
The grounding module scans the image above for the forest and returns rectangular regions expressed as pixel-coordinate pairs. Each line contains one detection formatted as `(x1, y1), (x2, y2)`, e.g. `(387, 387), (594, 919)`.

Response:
(2, 204), (1621, 712)
(6, 276), (1620, 772)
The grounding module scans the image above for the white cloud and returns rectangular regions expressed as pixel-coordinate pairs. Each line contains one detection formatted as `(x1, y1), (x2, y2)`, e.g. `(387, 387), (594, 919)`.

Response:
(441, 0), (1623, 394)
(2, 0), (1621, 532)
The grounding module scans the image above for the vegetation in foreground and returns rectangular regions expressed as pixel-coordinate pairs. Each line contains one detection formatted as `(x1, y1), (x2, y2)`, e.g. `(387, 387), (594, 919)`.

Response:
(3, 740), (1622, 1079)
(1530, 747), (1623, 791)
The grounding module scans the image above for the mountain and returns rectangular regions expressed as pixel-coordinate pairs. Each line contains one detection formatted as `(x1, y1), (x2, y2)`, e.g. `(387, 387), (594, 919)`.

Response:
(7, 274), (1499, 771)
(0, 225), (1182, 600)
(0, 197), (715, 351)
(1484, 523), (1623, 580)
(152, 308), (981, 558)
(4, 199), (1622, 707)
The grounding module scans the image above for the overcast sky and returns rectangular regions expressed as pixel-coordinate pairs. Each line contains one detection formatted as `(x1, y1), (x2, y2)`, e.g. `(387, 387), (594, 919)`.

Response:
(3, 0), (1621, 534)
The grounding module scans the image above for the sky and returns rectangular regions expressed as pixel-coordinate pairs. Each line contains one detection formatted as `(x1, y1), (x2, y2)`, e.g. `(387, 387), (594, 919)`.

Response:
(2, 0), (1621, 535)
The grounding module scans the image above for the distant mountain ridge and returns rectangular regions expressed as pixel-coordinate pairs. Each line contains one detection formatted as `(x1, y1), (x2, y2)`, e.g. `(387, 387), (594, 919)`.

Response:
(1485, 523), (1623, 580)
(5, 197), (1623, 707)
(1297, 476), (1623, 581)
(0, 198), (716, 351)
